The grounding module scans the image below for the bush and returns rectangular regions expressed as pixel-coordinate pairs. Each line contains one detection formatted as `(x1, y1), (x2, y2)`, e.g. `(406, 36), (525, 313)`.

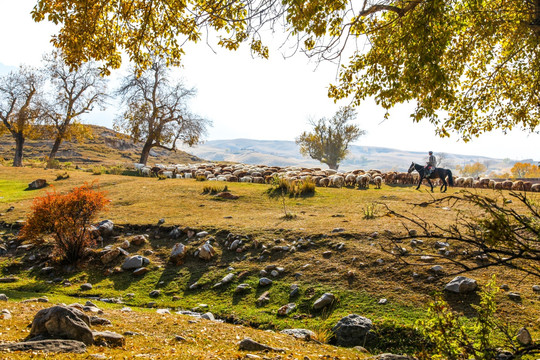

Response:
(266, 176), (316, 198)
(195, 175), (207, 181)
(19, 183), (108, 264)
(91, 165), (106, 175)
(202, 184), (228, 195)
(106, 165), (126, 175)
(55, 172), (70, 181)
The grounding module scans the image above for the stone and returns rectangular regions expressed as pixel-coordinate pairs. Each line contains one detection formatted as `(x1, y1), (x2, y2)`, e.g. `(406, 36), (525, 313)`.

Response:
(130, 235), (147, 246)
(376, 354), (416, 360)
(257, 291), (270, 306)
(277, 303), (296, 316)
(122, 255), (149, 270)
(0, 294), (8, 301)
(507, 292), (521, 301)
(97, 220), (114, 237)
(174, 335), (187, 342)
(196, 231), (209, 237)
(28, 179), (48, 190)
(170, 243), (187, 265)
(259, 277), (273, 286)
(0, 339), (86, 353)
(92, 331), (125, 347)
(444, 276), (477, 293)
(331, 314), (373, 347)
(0, 277), (18, 283)
(156, 309), (171, 315)
(149, 290), (161, 298)
(101, 248), (121, 265)
(169, 227), (182, 239)
(214, 273), (235, 287)
(420, 256), (434, 262)
(270, 270), (279, 277)
(27, 306), (93, 345)
(133, 267), (151, 276)
(500, 284), (510, 291)
(332, 228), (345, 233)
(235, 283), (252, 294)
(516, 327), (532, 345)
(290, 284), (299, 297)
(532, 285), (540, 292)
(408, 229), (418, 236)
(434, 241), (449, 249)
(158, 218), (165, 225)
(1, 309), (11, 319)
(238, 338), (283, 352)
(201, 312), (215, 321)
(313, 293), (335, 310)
(89, 316), (111, 326)
(322, 251), (332, 258)
(120, 240), (130, 249)
(280, 329), (315, 340)
(229, 239), (241, 251)
(430, 265), (444, 273)
(80, 283), (93, 291)
(378, 298), (388, 305)
(198, 242), (216, 261)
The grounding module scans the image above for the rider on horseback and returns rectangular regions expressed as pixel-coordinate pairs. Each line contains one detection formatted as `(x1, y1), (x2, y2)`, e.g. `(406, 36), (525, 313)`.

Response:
(426, 151), (436, 177)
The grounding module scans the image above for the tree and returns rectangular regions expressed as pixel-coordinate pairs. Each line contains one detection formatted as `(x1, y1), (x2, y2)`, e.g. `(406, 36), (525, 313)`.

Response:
(19, 183), (108, 264)
(511, 162), (540, 178)
(0, 66), (43, 167)
(32, 1), (540, 141)
(115, 61), (210, 165)
(458, 162), (487, 177)
(41, 51), (108, 167)
(296, 106), (364, 170)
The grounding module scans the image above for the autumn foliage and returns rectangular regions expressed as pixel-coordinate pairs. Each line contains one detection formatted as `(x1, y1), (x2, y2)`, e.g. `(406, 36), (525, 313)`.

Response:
(20, 183), (108, 263)
(511, 162), (540, 178)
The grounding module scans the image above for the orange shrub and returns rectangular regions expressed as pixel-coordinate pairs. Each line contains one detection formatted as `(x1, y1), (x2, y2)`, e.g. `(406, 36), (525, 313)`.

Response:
(20, 182), (108, 264)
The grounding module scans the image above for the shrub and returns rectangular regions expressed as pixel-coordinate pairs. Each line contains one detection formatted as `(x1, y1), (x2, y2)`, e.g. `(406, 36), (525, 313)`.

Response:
(266, 176), (316, 198)
(55, 172), (70, 181)
(202, 184), (228, 195)
(106, 165), (126, 175)
(195, 175), (207, 181)
(363, 202), (378, 219)
(92, 165), (106, 175)
(19, 183), (108, 264)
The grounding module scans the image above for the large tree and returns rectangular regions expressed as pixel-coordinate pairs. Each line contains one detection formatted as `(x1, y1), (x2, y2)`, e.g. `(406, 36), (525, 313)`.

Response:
(41, 51), (108, 167)
(296, 106), (364, 170)
(0, 66), (43, 167)
(32, 1), (540, 141)
(116, 61), (209, 165)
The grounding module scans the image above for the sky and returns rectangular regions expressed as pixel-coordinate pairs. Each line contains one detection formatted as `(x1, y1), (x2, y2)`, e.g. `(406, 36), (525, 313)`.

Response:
(0, 1), (538, 161)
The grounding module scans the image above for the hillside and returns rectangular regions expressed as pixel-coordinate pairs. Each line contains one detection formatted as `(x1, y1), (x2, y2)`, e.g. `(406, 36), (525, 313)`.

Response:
(0, 125), (202, 166)
(180, 139), (526, 172)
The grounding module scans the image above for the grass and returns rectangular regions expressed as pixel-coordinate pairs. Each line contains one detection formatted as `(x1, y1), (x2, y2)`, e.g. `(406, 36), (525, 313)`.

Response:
(0, 166), (539, 357)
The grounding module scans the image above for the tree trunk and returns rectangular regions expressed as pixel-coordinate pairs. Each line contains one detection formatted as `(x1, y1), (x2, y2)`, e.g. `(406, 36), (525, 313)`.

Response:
(139, 140), (154, 165)
(13, 132), (25, 167)
(328, 162), (339, 170)
(47, 135), (63, 168)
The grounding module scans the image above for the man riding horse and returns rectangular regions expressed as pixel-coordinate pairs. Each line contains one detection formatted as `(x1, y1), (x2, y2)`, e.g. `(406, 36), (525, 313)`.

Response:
(426, 151), (436, 177)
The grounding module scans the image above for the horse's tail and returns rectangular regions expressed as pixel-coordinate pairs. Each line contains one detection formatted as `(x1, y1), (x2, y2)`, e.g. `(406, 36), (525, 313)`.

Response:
(447, 170), (454, 186)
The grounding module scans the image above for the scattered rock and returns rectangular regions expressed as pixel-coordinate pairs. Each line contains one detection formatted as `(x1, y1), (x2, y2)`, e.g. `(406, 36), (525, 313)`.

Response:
(120, 240), (130, 249)
(92, 331), (125, 347)
(516, 327), (532, 345)
(322, 251), (332, 258)
(198, 242), (216, 261)
(259, 277), (273, 286)
(0, 294), (8, 301)
(0, 339), (86, 353)
(313, 293), (335, 310)
(158, 218), (165, 225)
(101, 248), (122, 265)
(0, 276), (18, 283)
(201, 312), (215, 321)
(420, 256), (434, 262)
(289, 284), (299, 297)
(214, 273), (235, 287)
(500, 284), (510, 291)
(133, 267), (151, 276)
(408, 229), (417, 237)
(80, 283), (93, 291)
(378, 298), (388, 305)
(277, 303), (296, 316)
(238, 338), (283, 352)
(130, 235), (147, 246)
(196, 231), (209, 237)
(235, 283), (252, 294)
(331, 228), (345, 233)
(149, 290), (161, 298)
(257, 291), (270, 306)
(376, 354), (416, 360)
(1, 309), (11, 319)
(170, 243), (187, 265)
(174, 335), (187, 342)
(89, 316), (111, 326)
(280, 328), (315, 340)
(97, 220), (114, 237)
(430, 265), (444, 273)
(332, 314), (373, 347)
(156, 309), (171, 315)
(122, 255), (149, 270)
(27, 306), (93, 345)
(444, 276), (477, 293)
(28, 179), (48, 190)
(532, 285), (540, 293)
(507, 292), (522, 301)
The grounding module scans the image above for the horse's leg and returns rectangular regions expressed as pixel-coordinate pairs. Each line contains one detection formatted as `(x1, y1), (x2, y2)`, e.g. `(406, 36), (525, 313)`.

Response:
(427, 178), (434, 192)
(416, 175), (423, 190)
(441, 177), (447, 193)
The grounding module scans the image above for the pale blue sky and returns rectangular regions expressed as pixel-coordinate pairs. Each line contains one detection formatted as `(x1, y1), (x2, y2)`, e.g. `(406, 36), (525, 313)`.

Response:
(1, 1), (538, 161)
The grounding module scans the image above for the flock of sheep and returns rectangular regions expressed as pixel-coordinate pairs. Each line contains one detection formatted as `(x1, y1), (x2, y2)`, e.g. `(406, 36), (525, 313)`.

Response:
(133, 163), (540, 192)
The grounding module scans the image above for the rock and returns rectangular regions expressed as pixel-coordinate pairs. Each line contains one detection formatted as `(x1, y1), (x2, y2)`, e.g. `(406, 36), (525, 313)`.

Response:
(97, 220), (114, 237)
(257, 291), (270, 306)
(28, 179), (48, 190)
(332, 228), (345, 233)
(101, 247), (121, 265)
(500, 284), (510, 291)
(235, 283), (252, 294)
(0, 277), (18, 283)
(0, 294), (8, 301)
(89, 316), (111, 326)
(170, 243), (187, 265)
(122, 255), (149, 270)
(259, 277), (273, 286)
(270, 270), (279, 277)
(123, 331), (139, 336)
(378, 298), (388, 305)
(196, 231), (209, 237)
(120, 240), (130, 249)
(156, 309), (171, 315)
(430, 265), (444, 273)
(229, 239), (241, 251)
(169, 227), (182, 239)
(434, 241), (449, 249)
(444, 276), (477, 293)
(280, 329), (315, 340)
(516, 327), (532, 345)
(277, 303), (296, 316)
(507, 292), (521, 301)
(290, 284), (299, 297)
(313, 293), (334, 310)
(376, 354), (416, 360)
(215, 192), (239, 200)
(0, 339), (86, 353)
(201, 312), (215, 321)
(420, 256), (434, 262)
(408, 229), (418, 237)
(130, 235), (147, 246)
(332, 314), (373, 347)
(158, 218), (165, 225)
(174, 335), (187, 342)
(133, 267), (151, 276)
(1, 309), (11, 319)
(198, 242), (216, 261)
(322, 251), (332, 258)
(27, 306), (93, 345)
(92, 331), (125, 347)
(80, 283), (93, 291)
(214, 273), (235, 287)
(149, 290), (161, 298)
(532, 285), (540, 292)
(238, 338), (283, 352)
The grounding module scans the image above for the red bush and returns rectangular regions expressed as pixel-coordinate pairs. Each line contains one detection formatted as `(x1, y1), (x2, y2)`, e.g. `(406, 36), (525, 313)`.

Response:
(20, 182), (108, 264)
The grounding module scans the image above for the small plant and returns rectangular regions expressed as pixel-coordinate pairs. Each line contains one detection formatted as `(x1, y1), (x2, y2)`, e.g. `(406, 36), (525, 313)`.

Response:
(106, 165), (126, 175)
(363, 202), (378, 219)
(45, 158), (61, 169)
(266, 176), (316, 198)
(19, 182), (108, 264)
(92, 165), (105, 175)
(311, 326), (333, 343)
(157, 173), (167, 180)
(280, 212), (297, 220)
(55, 171), (70, 181)
(195, 175), (207, 181)
(202, 184), (228, 195)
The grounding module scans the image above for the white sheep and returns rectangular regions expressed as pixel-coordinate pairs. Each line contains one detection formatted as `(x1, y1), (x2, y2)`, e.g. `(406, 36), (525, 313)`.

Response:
(374, 175), (383, 189)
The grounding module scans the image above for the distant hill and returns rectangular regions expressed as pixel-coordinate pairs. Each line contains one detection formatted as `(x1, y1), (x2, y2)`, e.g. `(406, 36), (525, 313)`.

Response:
(0, 125), (202, 166)
(180, 138), (524, 172)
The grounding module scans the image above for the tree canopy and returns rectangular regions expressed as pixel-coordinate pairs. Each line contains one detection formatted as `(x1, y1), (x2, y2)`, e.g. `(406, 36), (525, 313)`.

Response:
(32, 0), (540, 140)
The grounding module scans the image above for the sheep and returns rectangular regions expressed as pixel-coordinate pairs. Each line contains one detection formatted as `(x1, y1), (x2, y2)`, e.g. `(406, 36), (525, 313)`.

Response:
(531, 183), (540, 192)
(502, 180), (513, 190)
(319, 177), (330, 187)
(479, 178), (490, 188)
(455, 177), (465, 187)
(374, 175), (383, 189)
(494, 182), (503, 190)
(329, 175), (345, 188)
(488, 180), (496, 189)
(511, 180), (524, 191)
(463, 177), (474, 188)
(356, 174), (370, 189)
(141, 167), (151, 176)
(524, 182), (532, 192)
(240, 176), (253, 183)
(252, 176), (265, 184)
(345, 173), (357, 186)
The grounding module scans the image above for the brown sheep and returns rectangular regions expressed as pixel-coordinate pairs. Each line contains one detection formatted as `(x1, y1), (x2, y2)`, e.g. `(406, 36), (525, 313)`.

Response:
(494, 182), (503, 190)
(502, 180), (513, 190)
(523, 182), (532, 191)
(531, 183), (540, 192)
(511, 180), (524, 191)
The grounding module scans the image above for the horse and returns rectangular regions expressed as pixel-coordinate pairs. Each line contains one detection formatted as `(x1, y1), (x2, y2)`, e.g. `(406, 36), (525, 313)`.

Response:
(407, 162), (454, 192)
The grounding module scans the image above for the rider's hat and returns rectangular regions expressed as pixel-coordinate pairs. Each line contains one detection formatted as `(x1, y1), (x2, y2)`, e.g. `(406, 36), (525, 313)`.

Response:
(429, 151), (433, 154)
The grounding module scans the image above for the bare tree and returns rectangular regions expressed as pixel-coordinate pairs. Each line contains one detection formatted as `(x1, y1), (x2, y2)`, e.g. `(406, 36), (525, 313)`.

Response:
(296, 106), (365, 170)
(0, 66), (43, 167)
(115, 61), (210, 165)
(41, 51), (108, 167)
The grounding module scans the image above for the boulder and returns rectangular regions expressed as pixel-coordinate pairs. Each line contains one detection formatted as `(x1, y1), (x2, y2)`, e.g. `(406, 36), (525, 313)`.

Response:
(235, 283), (252, 294)
(213, 273), (235, 287)
(133, 267), (151, 276)
(444, 276), (477, 293)
(257, 291), (270, 307)
(331, 314), (373, 347)
(280, 329), (315, 340)
(97, 220), (114, 237)
(516, 327), (532, 345)
(277, 303), (296, 316)
(238, 338), (283, 352)
(92, 331), (125, 347)
(1, 309), (12, 319)
(170, 243), (187, 265)
(313, 293), (335, 310)
(80, 283), (92, 291)
(198, 243), (216, 261)
(0, 294), (8, 301)
(28, 179), (48, 190)
(130, 235), (147, 246)
(26, 306), (93, 345)
(259, 277), (273, 286)
(101, 247), (121, 265)
(0, 339), (86, 353)
(122, 255), (149, 270)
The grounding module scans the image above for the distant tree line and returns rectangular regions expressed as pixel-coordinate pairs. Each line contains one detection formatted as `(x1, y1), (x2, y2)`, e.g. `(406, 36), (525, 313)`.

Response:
(0, 53), (209, 167)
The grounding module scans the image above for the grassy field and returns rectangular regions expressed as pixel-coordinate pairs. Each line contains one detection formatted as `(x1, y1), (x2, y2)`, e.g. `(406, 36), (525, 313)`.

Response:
(0, 166), (539, 358)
